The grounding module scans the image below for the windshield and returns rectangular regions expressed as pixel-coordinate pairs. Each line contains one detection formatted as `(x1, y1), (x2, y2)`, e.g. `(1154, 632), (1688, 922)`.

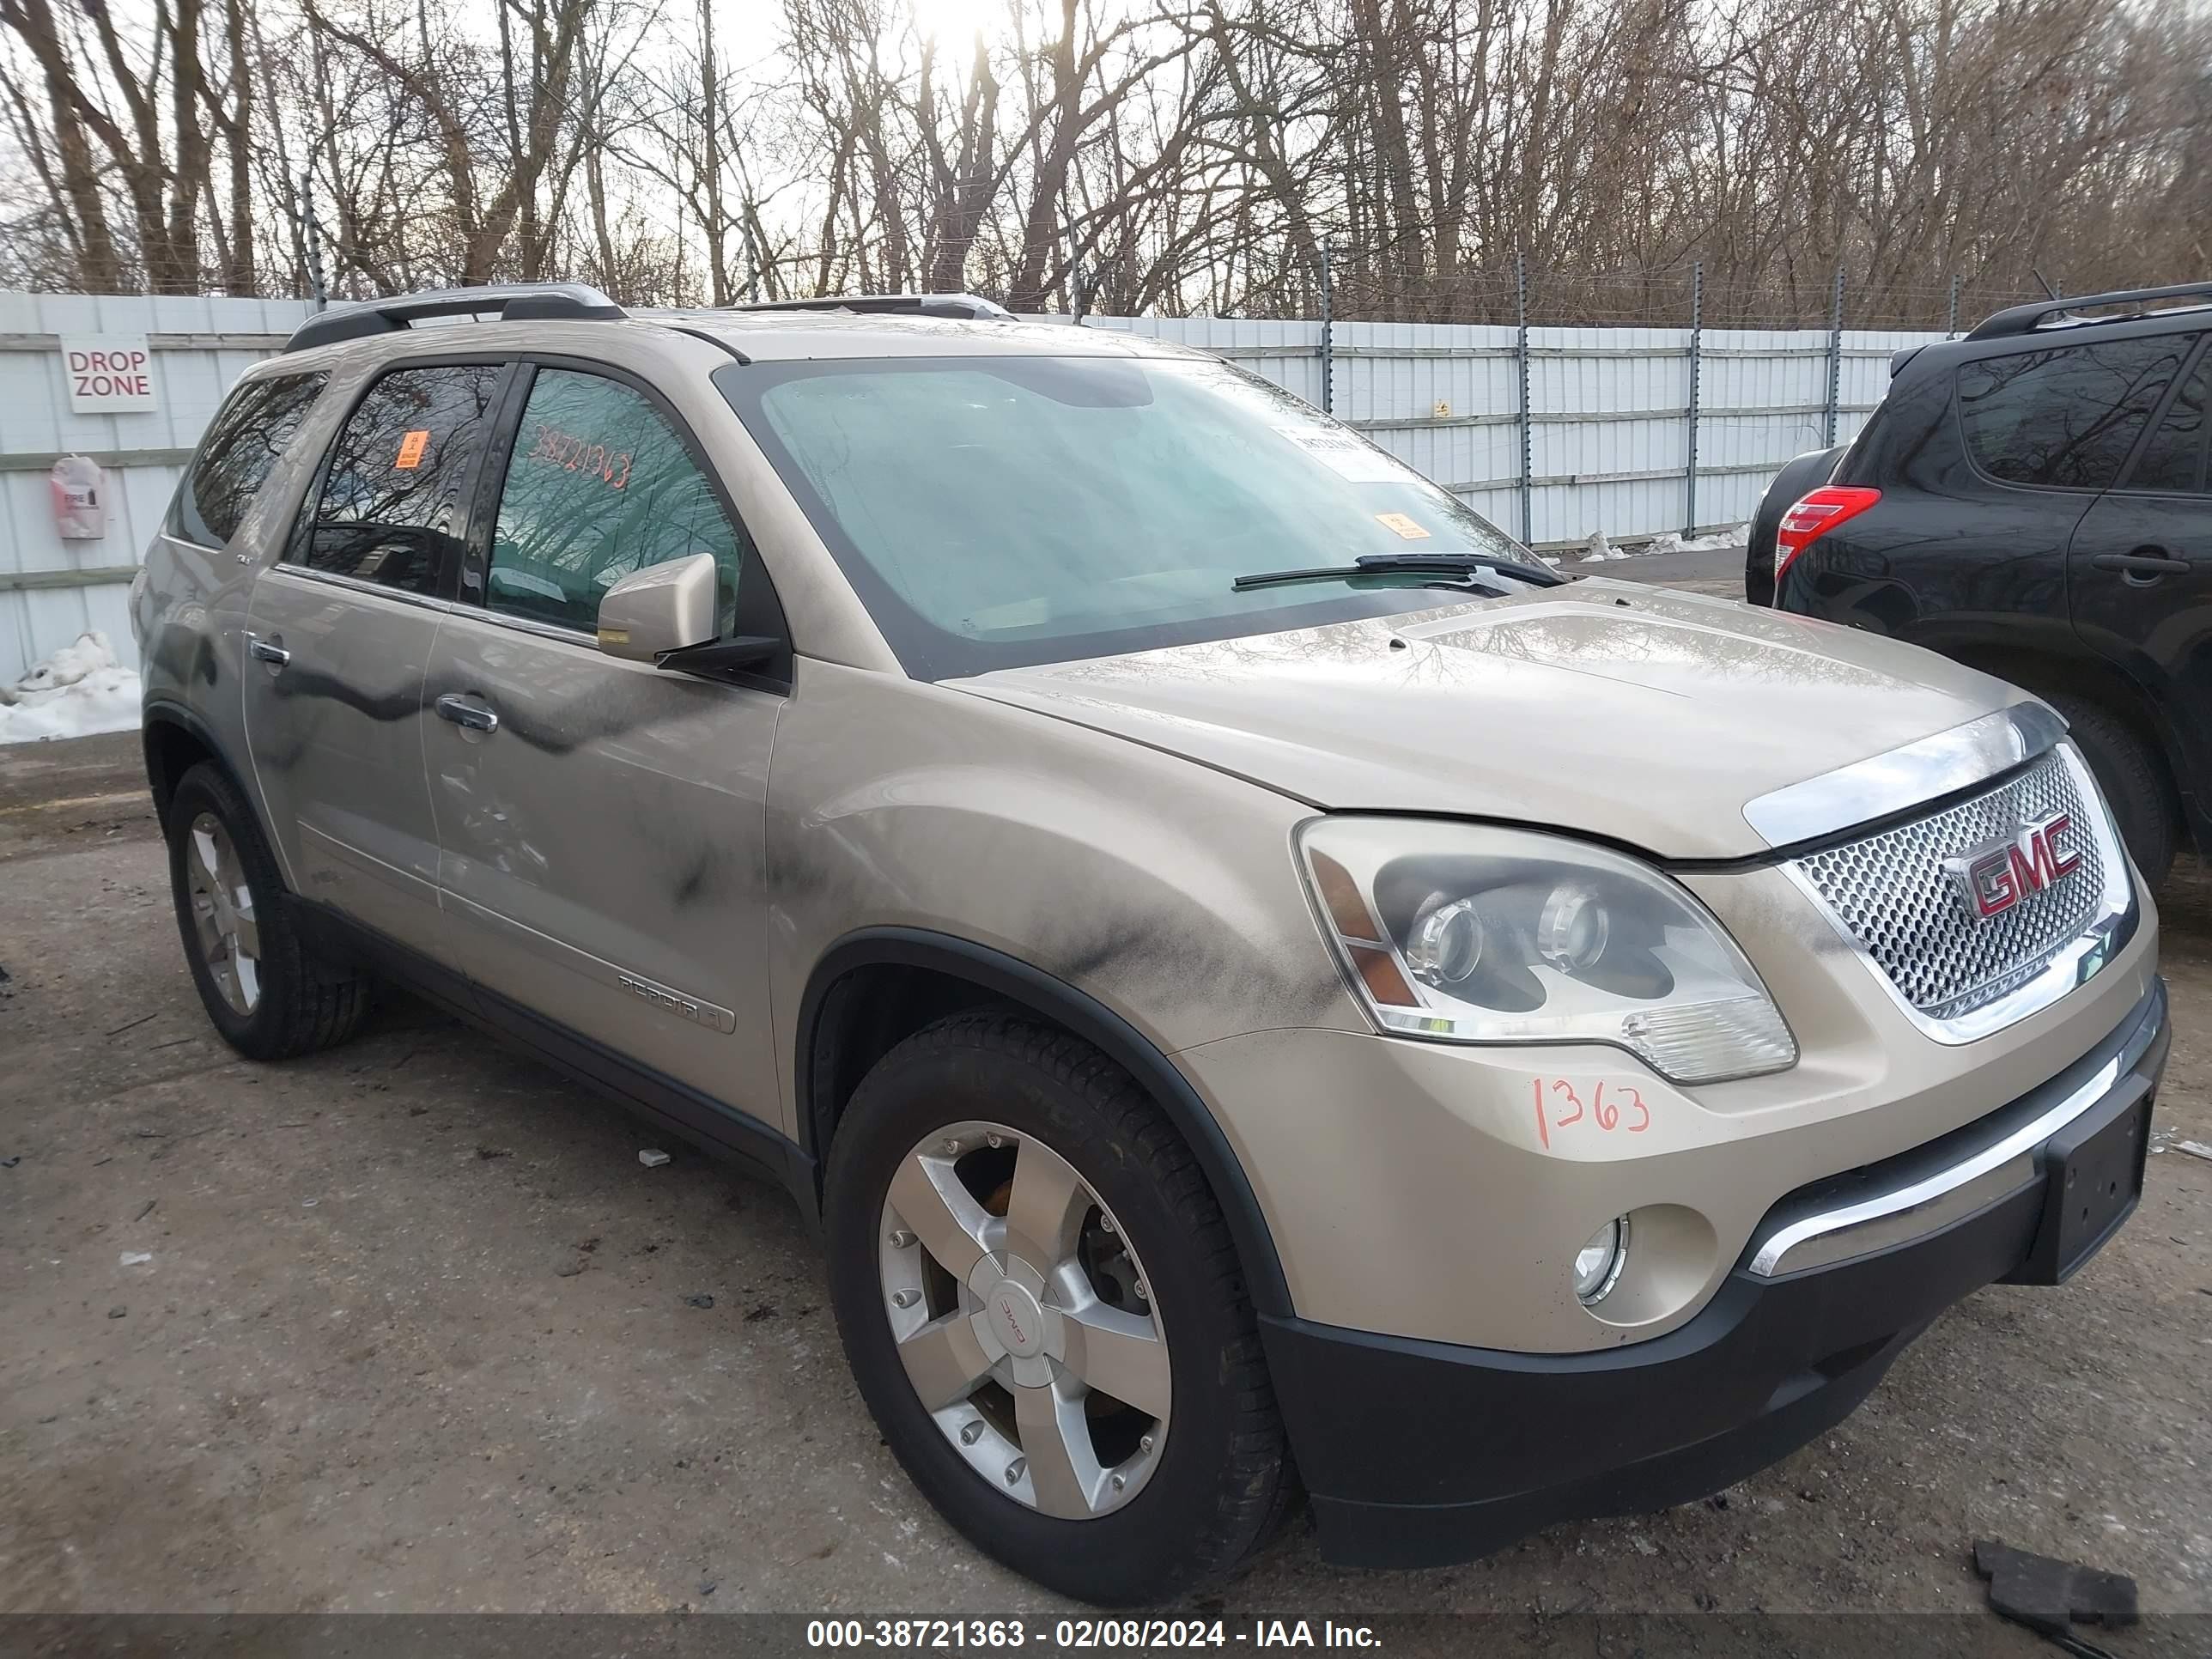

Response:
(714, 353), (1536, 679)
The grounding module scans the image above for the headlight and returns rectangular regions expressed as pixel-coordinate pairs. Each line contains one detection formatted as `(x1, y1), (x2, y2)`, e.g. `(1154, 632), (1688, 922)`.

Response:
(1297, 817), (1796, 1084)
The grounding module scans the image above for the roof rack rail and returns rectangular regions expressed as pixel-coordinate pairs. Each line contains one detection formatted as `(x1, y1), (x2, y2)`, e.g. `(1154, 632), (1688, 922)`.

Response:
(282, 283), (627, 354)
(730, 293), (1014, 322)
(1964, 280), (2212, 343)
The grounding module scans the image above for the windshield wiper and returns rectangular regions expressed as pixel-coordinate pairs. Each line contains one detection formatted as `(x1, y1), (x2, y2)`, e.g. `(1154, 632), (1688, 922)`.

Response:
(1231, 551), (1565, 592)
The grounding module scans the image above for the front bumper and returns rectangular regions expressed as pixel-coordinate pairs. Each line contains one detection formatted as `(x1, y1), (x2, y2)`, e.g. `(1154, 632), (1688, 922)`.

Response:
(1261, 977), (2167, 1569)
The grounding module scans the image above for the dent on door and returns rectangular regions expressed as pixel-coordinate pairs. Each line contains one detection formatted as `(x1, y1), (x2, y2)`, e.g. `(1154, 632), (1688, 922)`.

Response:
(241, 577), (444, 946)
(426, 620), (783, 1125)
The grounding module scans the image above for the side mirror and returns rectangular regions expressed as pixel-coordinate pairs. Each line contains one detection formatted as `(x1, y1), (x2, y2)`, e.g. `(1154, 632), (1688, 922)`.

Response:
(597, 552), (720, 662)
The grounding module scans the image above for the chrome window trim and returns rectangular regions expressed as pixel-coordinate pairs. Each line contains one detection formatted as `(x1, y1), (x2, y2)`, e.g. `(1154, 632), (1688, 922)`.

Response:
(1746, 987), (2159, 1277)
(467, 605), (599, 647)
(1778, 742), (2136, 1046)
(1742, 702), (2068, 848)
(263, 561), (453, 611)
(261, 562), (598, 645)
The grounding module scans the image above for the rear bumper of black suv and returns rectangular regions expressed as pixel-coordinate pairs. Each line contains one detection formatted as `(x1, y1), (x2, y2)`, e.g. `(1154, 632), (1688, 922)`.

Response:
(1260, 978), (2167, 1570)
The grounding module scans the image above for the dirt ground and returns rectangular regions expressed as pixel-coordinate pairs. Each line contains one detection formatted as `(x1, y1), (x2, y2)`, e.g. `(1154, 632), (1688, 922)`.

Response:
(1, 723), (2207, 1634)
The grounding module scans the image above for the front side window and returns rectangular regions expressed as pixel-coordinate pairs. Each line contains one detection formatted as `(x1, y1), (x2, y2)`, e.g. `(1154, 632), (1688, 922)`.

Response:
(2124, 356), (2209, 495)
(719, 355), (1532, 678)
(172, 372), (327, 546)
(290, 363), (504, 597)
(1957, 336), (2189, 489)
(484, 368), (750, 635)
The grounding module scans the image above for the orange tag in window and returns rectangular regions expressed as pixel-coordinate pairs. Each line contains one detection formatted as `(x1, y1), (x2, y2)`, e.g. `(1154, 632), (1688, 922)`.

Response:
(1375, 512), (1430, 539)
(395, 429), (430, 470)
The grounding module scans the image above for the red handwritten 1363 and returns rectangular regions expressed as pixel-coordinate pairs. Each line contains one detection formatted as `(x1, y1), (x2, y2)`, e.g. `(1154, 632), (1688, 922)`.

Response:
(1532, 1078), (1650, 1149)
(527, 422), (632, 489)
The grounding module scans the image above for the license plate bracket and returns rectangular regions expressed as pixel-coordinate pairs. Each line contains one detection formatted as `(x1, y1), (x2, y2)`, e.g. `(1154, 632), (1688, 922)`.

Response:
(2013, 1079), (2151, 1285)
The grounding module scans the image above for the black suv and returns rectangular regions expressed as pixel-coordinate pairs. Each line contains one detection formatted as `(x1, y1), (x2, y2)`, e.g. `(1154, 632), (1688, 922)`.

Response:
(1753, 282), (2212, 885)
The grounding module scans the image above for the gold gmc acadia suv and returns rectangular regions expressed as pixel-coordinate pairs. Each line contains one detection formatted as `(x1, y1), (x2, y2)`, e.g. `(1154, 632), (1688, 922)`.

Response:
(132, 284), (2165, 1605)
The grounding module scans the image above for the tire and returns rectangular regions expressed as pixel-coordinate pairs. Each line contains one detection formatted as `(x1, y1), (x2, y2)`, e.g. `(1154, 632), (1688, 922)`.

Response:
(824, 1012), (1292, 1604)
(163, 761), (374, 1059)
(2045, 694), (2176, 887)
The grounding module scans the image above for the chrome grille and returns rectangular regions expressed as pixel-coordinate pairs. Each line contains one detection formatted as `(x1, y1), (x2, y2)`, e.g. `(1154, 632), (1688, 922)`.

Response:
(1790, 749), (2112, 1021)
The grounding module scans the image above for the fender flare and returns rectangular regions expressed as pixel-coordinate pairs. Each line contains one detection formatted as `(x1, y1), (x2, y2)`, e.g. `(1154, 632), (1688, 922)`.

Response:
(797, 927), (1294, 1319)
(141, 696), (252, 817)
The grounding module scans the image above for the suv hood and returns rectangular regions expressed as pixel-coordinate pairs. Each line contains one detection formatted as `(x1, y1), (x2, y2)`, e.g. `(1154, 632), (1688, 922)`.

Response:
(947, 581), (2027, 860)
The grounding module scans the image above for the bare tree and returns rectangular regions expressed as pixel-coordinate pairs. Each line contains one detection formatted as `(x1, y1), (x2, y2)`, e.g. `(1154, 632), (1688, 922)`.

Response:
(2, 0), (2208, 322)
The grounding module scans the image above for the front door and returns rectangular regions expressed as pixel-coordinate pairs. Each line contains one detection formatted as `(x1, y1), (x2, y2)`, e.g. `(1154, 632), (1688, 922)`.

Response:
(423, 362), (787, 1139)
(2069, 337), (2212, 799)
(243, 360), (507, 953)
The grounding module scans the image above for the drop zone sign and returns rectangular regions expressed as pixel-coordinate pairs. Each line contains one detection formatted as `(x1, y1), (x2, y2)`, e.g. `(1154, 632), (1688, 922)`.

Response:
(61, 335), (159, 413)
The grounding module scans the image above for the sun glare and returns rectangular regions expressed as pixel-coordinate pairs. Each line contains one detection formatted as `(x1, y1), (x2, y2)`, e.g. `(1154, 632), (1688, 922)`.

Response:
(904, 0), (1007, 46)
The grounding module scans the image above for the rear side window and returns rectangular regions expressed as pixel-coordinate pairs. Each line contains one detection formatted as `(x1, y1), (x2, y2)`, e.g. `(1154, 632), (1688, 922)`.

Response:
(2124, 356), (2209, 494)
(171, 373), (327, 546)
(1957, 336), (2188, 489)
(290, 363), (504, 598)
(483, 367), (750, 635)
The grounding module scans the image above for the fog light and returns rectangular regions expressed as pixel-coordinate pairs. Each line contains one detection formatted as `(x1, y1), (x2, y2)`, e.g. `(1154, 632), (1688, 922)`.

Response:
(1573, 1217), (1629, 1304)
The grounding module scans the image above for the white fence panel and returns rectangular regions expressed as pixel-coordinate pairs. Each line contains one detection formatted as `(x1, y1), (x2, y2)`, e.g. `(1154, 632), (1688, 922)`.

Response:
(0, 291), (312, 681)
(3, 293), (1950, 681)
(1077, 313), (1946, 553)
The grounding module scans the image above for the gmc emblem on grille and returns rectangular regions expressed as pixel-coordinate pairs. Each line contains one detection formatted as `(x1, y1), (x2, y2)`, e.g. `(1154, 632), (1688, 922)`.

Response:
(1942, 811), (2081, 920)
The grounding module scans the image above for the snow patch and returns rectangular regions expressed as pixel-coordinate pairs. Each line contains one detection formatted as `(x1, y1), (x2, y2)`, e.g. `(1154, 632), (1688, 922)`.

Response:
(1579, 530), (1629, 563)
(1571, 524), (1749, 563)
(1636, 524), (1748, 556)
(1, 631), (143, 744)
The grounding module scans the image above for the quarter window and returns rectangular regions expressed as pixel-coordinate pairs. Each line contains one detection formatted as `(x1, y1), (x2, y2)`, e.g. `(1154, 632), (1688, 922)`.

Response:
(485, 368), (749, 635)
(291, 363), (504, 597)
(1957, 336), (2187, 489)
(2125, 357), (2209, 494)
(171, 372), (327, 546)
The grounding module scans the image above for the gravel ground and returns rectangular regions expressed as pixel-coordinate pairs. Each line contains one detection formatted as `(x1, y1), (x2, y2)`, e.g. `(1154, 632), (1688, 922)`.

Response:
(1, 714), (2206, 1638)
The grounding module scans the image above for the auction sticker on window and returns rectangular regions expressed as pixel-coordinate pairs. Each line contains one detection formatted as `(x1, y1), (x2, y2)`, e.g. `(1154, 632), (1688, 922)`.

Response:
(1273, 424), (1411, 483)
(394, 428), (430, 470)
(1373, 511), (1430, 539)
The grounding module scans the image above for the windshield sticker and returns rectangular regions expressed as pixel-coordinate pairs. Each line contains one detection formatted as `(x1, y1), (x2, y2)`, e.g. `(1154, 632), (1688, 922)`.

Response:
(394, 428), (430, 470)
(1274, 425), (1411, 483)
(1374, 511), (1430, 539)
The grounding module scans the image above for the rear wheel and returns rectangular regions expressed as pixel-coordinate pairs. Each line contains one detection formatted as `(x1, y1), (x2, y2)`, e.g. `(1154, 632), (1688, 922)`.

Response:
(824, 1013), (1291, 1604)
(163, 762), (374, 1058)
(2046, 694), (2176, 887)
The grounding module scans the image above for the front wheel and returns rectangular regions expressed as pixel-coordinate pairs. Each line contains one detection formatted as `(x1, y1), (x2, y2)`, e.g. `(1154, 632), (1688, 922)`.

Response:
(824, 1013), (1291, 1604)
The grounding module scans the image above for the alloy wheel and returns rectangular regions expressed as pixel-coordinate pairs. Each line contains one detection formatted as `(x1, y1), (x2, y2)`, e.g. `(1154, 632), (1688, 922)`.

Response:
(878, 1119), (1170, 1518)
(185, 811), (261, 1015)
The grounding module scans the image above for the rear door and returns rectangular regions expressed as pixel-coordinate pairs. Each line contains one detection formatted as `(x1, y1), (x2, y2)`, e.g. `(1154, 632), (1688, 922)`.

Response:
(1941, 331), (2196, 631)
(242, 360), (509, 954)
(2067, 333), (2212, 785)
(423, 357), (789, 1142)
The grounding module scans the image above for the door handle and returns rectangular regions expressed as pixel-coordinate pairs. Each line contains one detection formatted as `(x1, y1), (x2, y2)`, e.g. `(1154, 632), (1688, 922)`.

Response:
(434, 692), (499, 734)
(2091, 551), (2191, 577)
(245, 633), (290, 666)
